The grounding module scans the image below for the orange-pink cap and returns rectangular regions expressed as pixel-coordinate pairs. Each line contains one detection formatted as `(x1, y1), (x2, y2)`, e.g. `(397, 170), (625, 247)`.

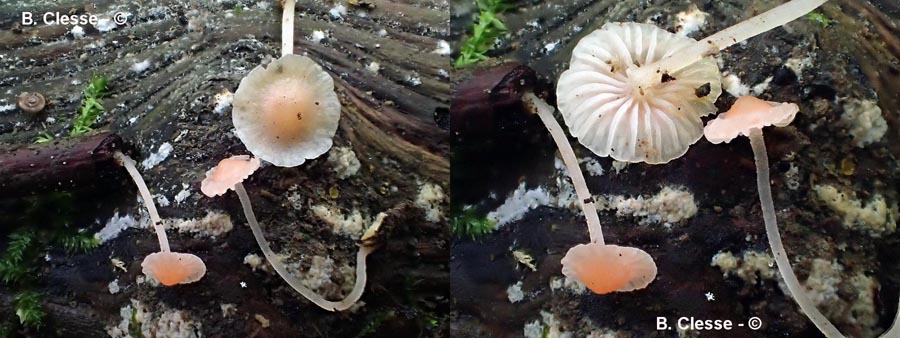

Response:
(704, 96), (798, 144)
(200, 155), (260, 197)
(141, 252), (207, 286)
(561, 243), (657, 294)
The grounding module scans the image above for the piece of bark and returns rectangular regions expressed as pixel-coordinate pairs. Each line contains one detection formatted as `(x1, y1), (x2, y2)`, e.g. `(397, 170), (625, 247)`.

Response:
(0, 132), (126, 198)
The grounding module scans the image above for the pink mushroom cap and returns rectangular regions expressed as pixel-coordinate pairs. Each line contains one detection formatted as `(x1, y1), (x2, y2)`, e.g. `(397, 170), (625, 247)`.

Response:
(704, 96), (799, 144)
(200, 155), (260, 197)
(561, 243), (657, 294)
(142, 252), (207, 286)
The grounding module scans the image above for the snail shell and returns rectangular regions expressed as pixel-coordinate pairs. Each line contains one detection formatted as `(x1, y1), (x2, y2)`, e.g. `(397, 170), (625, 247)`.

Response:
(17, 92), (46, 114)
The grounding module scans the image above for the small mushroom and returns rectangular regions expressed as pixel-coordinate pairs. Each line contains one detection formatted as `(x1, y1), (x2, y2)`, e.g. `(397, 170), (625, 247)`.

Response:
(556, 22), (722, 164)
(17, 92), (46, 114)
(201, 155), (382, 311)
(561, 243), (657, 294)
(200, 155), (260, 197)
(703, 96), (844, 337)
(113, 151), (207, 286)
(142, 252), (207, 286)
(232, 54), (341, 167)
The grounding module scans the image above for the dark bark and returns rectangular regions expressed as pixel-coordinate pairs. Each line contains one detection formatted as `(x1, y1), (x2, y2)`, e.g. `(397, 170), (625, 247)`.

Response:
(0, 132), (126, 199)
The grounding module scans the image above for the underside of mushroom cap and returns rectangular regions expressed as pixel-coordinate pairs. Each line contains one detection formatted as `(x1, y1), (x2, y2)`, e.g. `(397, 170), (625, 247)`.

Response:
(561, 243), (657, 294)
(557, 22), (722, 164)
(201, 155), (261, 197)
(142, 252), (207, 286)
(233, 54), (341, 167)
(704, 96), (799, 144)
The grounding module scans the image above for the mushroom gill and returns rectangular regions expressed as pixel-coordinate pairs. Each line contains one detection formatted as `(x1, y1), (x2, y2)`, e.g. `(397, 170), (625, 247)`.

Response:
(556, 22), (722, 164)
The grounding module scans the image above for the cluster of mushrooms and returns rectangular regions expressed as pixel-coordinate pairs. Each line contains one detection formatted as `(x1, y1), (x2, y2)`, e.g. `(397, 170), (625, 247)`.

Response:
(517, 0), (900, 337)
(111, 0), (383, 312)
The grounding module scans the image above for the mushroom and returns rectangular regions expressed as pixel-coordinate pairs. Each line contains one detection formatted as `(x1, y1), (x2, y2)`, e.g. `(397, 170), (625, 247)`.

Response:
(231, 0), (340, 167)
(703, 96), (844, 336)
(556, 22), (722, 164)
(201, 155), (383, 311)
(556, 0), (828, 164)
(17, 92), (45, 114)
(561, 244), (657, 294)
(522, 91), (658, 294)
(113, 151), (206, 286)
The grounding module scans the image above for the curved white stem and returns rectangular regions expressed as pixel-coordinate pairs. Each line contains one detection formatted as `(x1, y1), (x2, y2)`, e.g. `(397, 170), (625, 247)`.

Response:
(523, 92), (604, 244)
(114, 151), (170, 252)
(235, 182), (373, 312)
(749, 128), (844, 338)
(637, 0), (828, 80)
(282, 0), (295, 56)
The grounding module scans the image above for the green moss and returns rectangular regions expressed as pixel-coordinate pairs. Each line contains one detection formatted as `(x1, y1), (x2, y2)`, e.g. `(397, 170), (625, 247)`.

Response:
(806, 12), (832, 27)
(450, 206), (494, 239)
(69, 74), (109, 137)
(33, 132), (53, 144)
(13, 291), (45, 329)
(454, 0), (510, 68)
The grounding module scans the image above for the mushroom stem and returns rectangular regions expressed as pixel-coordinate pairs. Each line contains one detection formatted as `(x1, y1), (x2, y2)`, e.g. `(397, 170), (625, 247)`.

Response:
(235, 182), (374, 311)
(523, 92), (604, 244)
(281, 0), (296, 56)
(748, 128), (844, 338)
(639, 0), (828, 78)
(113, 151), (170, 252)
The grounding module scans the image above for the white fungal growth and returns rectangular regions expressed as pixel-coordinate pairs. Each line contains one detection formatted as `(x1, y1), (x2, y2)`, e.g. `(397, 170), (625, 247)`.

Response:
(166, 212), (234, 238)
(710, 250), (775, 284)
(415, 183), (447, 222)
(309, 30), (327, 43)
(108, 279), (121, 294)
(96, 213), (145, 244)
(244, 253), (266, 272)
(174, 185), (191, 204)
(95, 18), (117, 32)
(803, 258), (843, 306)
(487, 182), (553, 227)
(71, 25), (85, 39)
(107, 300), (202, 338)
(131, 59), (152, 73)
(813, 184), (898, 236)
(141, 142), (173, 169)
(607, 186), (698, 225)
(523, 311), (573, 338)
(549, 276), (587, 295)
(213, 89), (233, 114)
(433, 40), (452, 55)
(785, 55), (813, 76)
(311, 205), (368, 236)
(506, 281), (525, 303)
(365, 62), (380, 73)
(841, 99), (887, 148)
(329, 4), (347, 19)
(675, 5), (709, 36)
(297, 255), (355, 299)
(581, 158), (604, 177)
(327, 146), (361, 179)
(722, 73), (751, 97)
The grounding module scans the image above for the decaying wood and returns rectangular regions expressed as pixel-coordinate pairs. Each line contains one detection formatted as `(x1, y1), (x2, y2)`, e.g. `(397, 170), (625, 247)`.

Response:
(0, 132), (126, 198)
(0, 0), (449, 337)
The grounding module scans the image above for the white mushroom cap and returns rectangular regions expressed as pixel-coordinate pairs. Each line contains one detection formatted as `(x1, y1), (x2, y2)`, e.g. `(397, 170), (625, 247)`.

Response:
(561, 243), (657, 294)
(704, 96), (798, 144)
(142, 252), (207, 286)
(200, 155), (260, 197)
(232, 54), (341, 167)
(557, 22), (722, 164)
